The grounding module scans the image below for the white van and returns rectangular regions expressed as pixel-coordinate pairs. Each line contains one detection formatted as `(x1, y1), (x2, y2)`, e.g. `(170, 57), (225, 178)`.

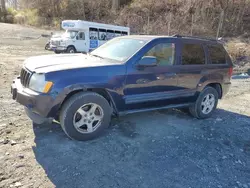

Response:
(48, 20), (130, 54)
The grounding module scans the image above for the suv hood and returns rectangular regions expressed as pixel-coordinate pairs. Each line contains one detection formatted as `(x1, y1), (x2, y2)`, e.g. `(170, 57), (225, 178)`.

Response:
(24, 54), (115, 73)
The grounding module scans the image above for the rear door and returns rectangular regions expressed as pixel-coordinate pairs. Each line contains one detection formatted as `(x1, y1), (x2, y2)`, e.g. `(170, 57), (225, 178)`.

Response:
(206, 44), (233, 84)
(175, 40), (208, 98)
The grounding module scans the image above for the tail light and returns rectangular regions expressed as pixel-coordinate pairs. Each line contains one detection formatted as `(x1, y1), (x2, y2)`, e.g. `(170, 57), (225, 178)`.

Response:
(228, 67), (233, 78)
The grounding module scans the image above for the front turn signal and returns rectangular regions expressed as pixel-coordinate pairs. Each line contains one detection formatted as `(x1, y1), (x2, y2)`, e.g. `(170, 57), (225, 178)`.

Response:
(43, 82), (53, 93)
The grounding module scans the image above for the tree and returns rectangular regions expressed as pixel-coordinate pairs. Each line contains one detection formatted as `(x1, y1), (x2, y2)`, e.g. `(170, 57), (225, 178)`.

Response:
(112, 0), (120, 12)
(214, 0), (230, 38)
(1, 0), (6, 22)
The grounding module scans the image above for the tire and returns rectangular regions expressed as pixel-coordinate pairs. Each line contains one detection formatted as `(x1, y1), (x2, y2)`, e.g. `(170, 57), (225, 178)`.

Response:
(45, 43), (50, 50)
(66, 46), (76, 53)
(59, 92), (112, 141)
(189, 86), (219, 119)
(54, 50), (61, 54)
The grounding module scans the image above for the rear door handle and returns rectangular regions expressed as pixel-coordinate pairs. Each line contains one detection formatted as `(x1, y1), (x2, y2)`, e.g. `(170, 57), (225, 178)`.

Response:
(165, 73), (177, 77)
(201, 70), (209, 75)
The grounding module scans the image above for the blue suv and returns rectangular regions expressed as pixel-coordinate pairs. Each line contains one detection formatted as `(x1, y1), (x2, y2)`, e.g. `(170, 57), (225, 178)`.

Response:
(11, 35), (233, 140)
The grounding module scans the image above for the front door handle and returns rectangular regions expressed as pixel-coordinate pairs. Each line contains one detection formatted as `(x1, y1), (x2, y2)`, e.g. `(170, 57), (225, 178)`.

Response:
(157, 73), (176, 80)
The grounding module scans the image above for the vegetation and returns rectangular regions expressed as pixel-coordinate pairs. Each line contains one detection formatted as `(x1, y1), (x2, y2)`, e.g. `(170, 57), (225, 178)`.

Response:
(0, 0), (249, 38)
(1, 0), (250, 67)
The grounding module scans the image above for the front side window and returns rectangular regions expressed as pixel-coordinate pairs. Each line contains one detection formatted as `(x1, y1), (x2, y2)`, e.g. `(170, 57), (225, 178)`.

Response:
(63, 30), (78, 39)
(208, 45), (226, 64)
(90, 38), (147, 62)
(182, 44), (205, 65)
(77, 32), (85, 40)
(144, 43), (175, 66)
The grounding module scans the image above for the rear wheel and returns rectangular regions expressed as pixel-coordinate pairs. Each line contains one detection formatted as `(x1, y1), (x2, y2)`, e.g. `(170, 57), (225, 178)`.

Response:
(189, 86), (219, 119)
(59, 92), (112, 141)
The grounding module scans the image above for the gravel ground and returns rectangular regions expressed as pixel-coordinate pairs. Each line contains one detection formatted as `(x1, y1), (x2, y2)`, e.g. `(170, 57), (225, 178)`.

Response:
(0, 23), (250, 188)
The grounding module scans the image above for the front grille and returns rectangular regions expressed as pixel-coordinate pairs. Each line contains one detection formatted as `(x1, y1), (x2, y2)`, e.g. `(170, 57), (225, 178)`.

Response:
(51, 40), (60, 46)
(20, 68), (32, 87)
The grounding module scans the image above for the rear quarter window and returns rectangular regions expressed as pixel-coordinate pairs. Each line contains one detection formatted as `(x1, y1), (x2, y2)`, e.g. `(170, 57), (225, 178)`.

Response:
(208, 45), (226, 64)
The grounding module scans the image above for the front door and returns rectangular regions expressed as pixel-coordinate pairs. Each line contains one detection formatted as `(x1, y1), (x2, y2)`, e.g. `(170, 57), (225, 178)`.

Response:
(124, 41), (180, 108)
(74, 31), (88, 52)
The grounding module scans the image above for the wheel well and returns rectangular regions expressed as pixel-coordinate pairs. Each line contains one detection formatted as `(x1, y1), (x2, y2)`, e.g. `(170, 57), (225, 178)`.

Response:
(67, 45), (76, 50)
(59, 88), (116, 116)
(206, 83), (222, 99)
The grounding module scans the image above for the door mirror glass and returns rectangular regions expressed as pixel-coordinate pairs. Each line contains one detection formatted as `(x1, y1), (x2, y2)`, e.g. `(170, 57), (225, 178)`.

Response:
(76, 35), (79, 40)
(137, 56), (157, 68)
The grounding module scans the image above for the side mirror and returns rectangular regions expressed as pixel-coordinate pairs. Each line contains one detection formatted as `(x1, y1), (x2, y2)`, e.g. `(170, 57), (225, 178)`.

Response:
(137, 56), (157, 68)
(76, 36), (79, 40)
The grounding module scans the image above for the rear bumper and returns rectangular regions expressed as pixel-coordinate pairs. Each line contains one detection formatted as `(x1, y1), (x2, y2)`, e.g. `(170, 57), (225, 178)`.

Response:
(222, 82), (231, 98)
(11, 78), (55, 118)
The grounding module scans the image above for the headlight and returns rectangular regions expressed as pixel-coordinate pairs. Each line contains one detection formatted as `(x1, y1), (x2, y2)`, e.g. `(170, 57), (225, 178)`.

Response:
(29, 73), (53, 93)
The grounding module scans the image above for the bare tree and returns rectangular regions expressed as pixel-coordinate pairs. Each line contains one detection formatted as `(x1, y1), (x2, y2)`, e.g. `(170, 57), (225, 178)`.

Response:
(189, 3), (196, 36)
(215, 0), (230, 38)
(112, 0), (120, 12)
(1, 0), (6, 22)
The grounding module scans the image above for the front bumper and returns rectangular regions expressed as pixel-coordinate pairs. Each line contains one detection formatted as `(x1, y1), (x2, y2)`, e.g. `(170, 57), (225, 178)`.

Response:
(11, 78), (55, 118)
(49, 45), (67, 52)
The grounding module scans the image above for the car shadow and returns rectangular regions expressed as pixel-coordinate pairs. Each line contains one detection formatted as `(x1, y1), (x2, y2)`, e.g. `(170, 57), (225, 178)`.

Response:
(32, 108), (250, 188)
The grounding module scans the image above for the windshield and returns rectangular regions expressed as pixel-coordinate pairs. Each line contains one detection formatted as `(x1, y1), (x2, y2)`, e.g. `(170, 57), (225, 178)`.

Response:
(63, 30), (78, 39)
(90, 38), (147, 62)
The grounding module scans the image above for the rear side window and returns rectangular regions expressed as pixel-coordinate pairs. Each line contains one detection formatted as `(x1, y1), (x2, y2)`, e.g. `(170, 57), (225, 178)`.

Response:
(182, 44), (205, 65)
(208, 45), (226, 64)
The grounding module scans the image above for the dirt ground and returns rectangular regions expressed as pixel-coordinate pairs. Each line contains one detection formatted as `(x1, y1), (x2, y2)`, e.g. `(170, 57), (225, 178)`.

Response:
(0, 23), (250, 188)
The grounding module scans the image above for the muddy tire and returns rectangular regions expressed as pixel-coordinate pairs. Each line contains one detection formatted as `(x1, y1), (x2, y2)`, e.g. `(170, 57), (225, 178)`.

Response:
(59, 92), (112, 141)
(189, 87), (219, 119)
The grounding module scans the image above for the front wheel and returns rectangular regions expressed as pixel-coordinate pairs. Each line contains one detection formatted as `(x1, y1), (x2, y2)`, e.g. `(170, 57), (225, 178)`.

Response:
(189, 87), (219, 119)
(66, 46), (76, 53)
(59, 92), (112, 141)
(45, 43), (50, 50)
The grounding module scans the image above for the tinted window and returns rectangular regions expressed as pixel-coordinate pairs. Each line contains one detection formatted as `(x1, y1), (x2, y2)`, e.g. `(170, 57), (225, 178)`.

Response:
(122, 31), (128, 35)
(107, 30), (115, 40)
(182, 44), (205, 65)
(89, 28), (98, 40)
(208, 45), (226, 64)
(99, 29), (107, 41)
(144, 43), (175, 65)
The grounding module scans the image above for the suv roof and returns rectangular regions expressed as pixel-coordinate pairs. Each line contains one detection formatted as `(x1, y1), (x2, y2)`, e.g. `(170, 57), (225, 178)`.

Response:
(122, 34), (223, 44)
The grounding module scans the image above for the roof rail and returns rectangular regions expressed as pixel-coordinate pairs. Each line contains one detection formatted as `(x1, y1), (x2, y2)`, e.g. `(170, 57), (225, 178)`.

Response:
(172, 34), (218, 41)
